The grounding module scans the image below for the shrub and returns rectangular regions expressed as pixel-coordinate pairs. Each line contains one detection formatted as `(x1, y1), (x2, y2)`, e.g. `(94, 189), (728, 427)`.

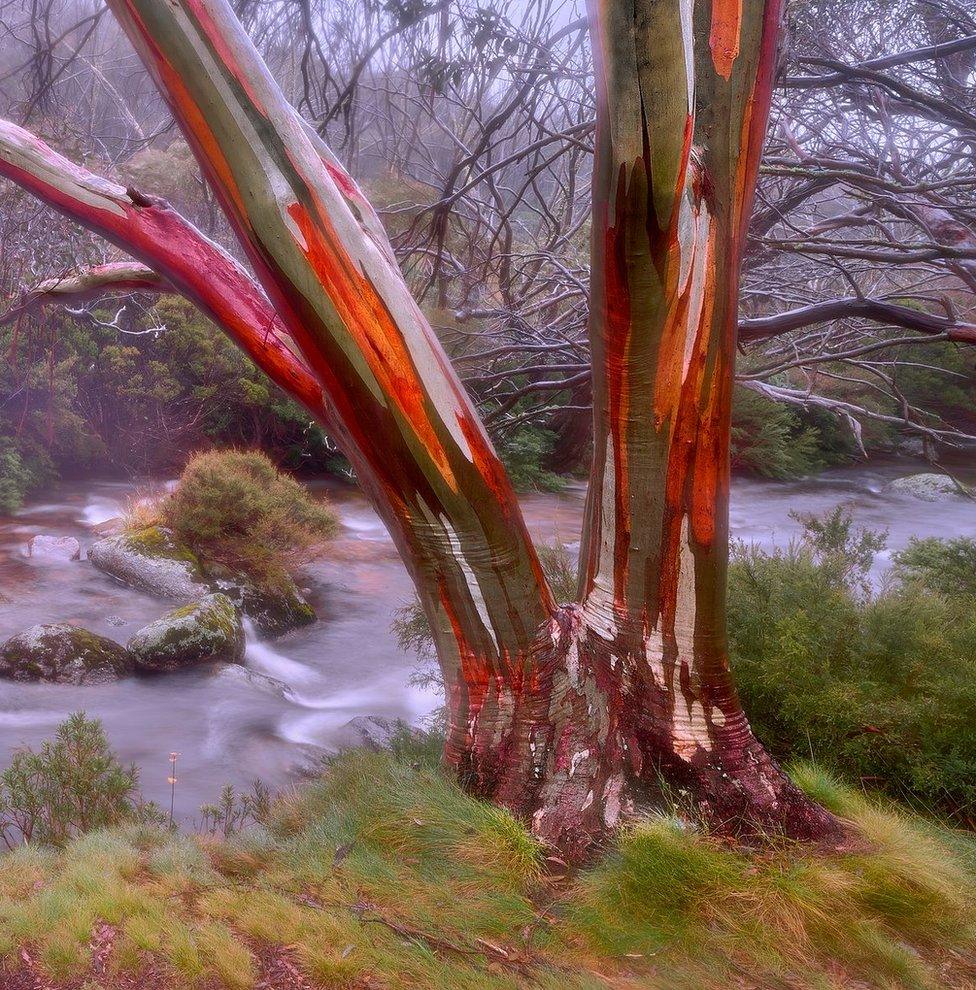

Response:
(893, 536), (976, 599)
(0, 435), (54, 514)
(496, 426), (566, 492)
(0, 713), (150, 848)
(729, 514), (976, 820)
(198, 782), (271, 839)
(0, 438), (36, 514)
(729, 385), (864, 478)
(161, 449), (339, 589)
(0, 298), (340, 485)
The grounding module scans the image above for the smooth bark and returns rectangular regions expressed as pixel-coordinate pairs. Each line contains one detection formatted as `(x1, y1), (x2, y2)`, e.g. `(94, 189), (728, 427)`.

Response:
(0, 0), (844, 857)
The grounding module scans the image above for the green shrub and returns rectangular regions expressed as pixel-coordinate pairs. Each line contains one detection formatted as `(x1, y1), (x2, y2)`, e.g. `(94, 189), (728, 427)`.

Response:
(496, 426), (567, 492)
(198, 781), (271, 839)
(0, 713), (150, 849)
(0, 298), (340, 484)
(0, 435), (55, 514)
(729, 513), (976, 819)
(0, 438), (36, 514)
(730, 385), (863, 478)
(893, 536), (976, 599)
(161, 449), (339, 589)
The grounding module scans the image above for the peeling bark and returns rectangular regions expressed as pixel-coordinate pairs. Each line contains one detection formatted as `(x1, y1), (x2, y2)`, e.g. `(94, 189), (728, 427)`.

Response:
(571, 0), (842, 844)
(0, 262), (169, 326)
(0, 0), (843, 859)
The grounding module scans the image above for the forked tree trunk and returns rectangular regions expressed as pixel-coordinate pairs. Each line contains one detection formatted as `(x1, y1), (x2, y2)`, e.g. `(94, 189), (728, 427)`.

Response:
(0, 0), (841, 859)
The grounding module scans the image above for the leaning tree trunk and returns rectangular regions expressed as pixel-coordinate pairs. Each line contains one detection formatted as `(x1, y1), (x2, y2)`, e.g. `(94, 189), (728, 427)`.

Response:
(1, 0), (842, 859)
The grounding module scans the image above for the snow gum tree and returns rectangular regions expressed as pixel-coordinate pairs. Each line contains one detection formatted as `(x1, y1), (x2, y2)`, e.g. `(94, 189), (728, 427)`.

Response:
(0, 0), (841, 858)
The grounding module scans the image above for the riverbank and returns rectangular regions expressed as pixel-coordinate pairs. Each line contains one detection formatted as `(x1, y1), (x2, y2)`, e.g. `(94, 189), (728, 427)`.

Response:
(1, 742), (975, 989)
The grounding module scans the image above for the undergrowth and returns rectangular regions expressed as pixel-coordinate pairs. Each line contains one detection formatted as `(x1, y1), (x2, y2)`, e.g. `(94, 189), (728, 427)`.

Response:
(0, 743), (974, 988)
(730, 512), (976, 822)
(397, 518), (976, 823)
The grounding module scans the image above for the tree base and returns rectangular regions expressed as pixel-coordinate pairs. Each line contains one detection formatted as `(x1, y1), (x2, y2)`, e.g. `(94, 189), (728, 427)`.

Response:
(446, 605), (845, 862)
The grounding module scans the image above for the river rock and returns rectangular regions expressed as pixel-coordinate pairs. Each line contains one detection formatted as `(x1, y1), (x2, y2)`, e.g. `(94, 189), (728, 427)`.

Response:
(332, 715), (420, 752)
(885, 472), (973, 502)
(212, 663), (290, 698)
(128, 593), (245, 672)
(26, 534), (81, 560)
(0, 623), (133, 684)
(215, 576), (316, 638)
(88, 526), (208, 599)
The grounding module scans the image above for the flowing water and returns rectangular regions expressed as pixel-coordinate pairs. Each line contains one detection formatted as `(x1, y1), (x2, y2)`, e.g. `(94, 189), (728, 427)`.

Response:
(0, 459), (973, 821)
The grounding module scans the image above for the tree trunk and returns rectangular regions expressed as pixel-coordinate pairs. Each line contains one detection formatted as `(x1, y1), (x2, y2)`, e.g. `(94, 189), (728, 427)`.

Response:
(567, 0), (841, 847)
(1, 0), (843, 860)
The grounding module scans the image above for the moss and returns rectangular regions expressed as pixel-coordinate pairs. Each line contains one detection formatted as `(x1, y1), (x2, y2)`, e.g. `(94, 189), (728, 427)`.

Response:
(221, 576), (316, 638)
(127, 595), (244, 672)
(0, 624), (132, 684)
(122, 526), (202, 569)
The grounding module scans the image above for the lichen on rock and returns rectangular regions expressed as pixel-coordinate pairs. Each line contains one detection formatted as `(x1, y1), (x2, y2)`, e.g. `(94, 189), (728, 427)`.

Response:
(127, 593), (245, 672)
(89, 525), (316, 637)
(88, 526), (208, 599)
(886, 473), (974, 503)
(0, 623), (133, 684)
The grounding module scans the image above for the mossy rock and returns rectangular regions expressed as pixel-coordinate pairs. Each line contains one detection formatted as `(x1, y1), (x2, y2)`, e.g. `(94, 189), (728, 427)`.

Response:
(90, 526), (316, 636)
(127, 593), (245, 673)
(0, 623), (133, 684)
(88, 526), (208, 600)
(213, 575), (316, 638)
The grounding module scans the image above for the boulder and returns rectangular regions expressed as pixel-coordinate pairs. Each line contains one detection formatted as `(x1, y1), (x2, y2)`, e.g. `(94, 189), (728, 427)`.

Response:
(87, 525), (315, 637)
(332, 715), (420, 752)
(885, 472), (973, 503)
(127, 593), (245, 672)
(215, 576), (316, 638)
(212, 663), (290, 698)
(26, 535), (81, 560)
(88, 526), (208, 600)
(0, 623), (133, 684)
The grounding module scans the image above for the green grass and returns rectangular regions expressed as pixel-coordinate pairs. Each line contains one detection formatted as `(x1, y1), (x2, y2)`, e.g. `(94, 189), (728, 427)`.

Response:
(1, 747), (975, 988)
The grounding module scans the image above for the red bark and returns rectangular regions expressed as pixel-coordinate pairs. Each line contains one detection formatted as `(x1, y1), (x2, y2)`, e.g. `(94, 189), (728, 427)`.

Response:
(0, 0), (845, 860)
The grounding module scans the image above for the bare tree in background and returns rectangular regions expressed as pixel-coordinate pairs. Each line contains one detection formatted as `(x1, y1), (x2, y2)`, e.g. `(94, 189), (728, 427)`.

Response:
(3, 0), (974, 460)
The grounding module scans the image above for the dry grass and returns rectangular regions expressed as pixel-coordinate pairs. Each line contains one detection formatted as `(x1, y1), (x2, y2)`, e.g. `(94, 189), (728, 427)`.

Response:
(0, 747), (973, 989)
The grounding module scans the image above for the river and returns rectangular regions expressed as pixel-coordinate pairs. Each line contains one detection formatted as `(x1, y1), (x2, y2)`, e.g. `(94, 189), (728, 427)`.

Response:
(0, 458), (973, 822)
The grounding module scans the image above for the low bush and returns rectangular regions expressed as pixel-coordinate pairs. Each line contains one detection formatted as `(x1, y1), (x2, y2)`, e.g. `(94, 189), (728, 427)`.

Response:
(160, 448), (339, 589)
(0, 435), (55, 514)
(893, 535), (976, 599)
(0, 712), (152, 849)
(729, 511), (976, 821)
(730, 385), (856, 479)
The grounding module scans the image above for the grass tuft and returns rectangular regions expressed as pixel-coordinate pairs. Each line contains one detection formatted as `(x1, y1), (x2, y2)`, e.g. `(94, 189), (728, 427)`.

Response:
(0, 750), (974, 988)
